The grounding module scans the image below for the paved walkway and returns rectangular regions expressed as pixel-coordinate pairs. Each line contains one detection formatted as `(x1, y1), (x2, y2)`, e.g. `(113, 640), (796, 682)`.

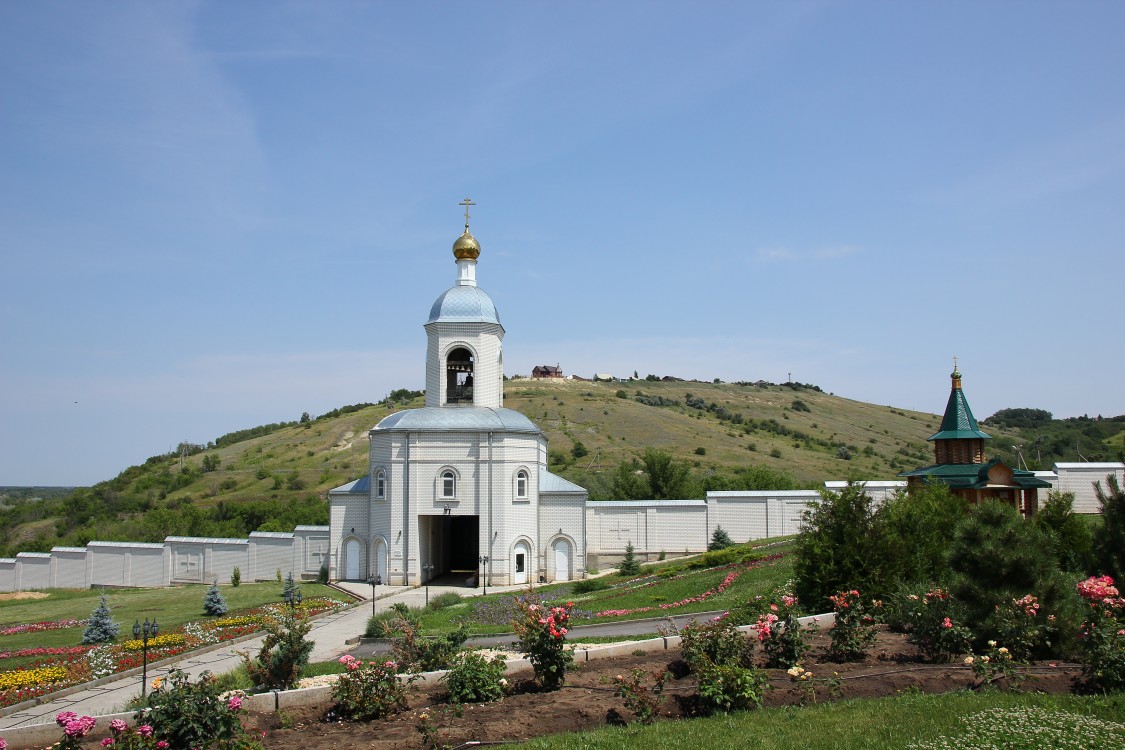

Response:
(0, 581), (525, 731)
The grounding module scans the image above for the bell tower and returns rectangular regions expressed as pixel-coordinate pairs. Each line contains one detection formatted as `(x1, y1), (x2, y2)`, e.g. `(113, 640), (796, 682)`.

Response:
(423, 198), (505, 408)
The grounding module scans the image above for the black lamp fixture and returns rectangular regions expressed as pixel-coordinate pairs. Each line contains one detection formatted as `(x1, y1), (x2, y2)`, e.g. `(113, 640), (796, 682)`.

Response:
(133, 617), (159, 698)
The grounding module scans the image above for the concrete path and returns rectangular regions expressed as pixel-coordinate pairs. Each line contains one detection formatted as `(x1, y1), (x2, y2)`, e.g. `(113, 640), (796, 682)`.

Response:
(0, 581), (526, 731)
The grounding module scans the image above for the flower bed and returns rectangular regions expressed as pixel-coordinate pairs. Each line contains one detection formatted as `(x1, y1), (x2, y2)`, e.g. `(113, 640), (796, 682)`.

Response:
(0, 619), (84, 637)
(0, 596), (347, 708)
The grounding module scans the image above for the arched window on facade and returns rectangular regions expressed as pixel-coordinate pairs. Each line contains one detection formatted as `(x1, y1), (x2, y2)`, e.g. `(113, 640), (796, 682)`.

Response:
(441, 470), (456, 499)
(375, 469), (386, 499)
(515, 469), (528, 499)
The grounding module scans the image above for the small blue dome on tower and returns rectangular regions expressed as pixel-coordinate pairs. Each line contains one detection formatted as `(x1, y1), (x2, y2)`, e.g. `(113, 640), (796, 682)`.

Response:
(427, 285), (500, 325)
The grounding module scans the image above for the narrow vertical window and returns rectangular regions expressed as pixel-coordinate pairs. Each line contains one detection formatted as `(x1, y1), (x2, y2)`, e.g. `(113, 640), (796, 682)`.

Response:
(442, 470), (456, 499)
(516, 470), (528, 499)
(375, 470), (386, 499)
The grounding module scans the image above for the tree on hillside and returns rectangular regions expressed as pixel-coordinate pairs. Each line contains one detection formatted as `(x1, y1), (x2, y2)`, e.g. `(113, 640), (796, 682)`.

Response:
(1094, 474), (1125, 580)
(609, 449), (696, 500)
(201, 454), (221, 473)
(82, 595), (120, 644)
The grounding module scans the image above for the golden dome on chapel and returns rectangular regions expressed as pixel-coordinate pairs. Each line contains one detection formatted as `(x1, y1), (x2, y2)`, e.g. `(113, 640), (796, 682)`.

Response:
(452, 229), (481, 260)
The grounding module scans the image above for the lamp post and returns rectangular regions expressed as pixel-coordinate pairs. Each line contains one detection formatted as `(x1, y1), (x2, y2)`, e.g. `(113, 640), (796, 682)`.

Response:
(478, 555), (490, 596)
(368, 575), (381, 617)
(133, 617), (159, 698)
(421, 562), (434, 606)
(283, 588), (303, 609)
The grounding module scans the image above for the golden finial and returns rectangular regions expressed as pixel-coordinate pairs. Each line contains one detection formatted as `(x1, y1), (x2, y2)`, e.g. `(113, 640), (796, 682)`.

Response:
(453, 197), (481, 260)
(951, 355), (962, 387)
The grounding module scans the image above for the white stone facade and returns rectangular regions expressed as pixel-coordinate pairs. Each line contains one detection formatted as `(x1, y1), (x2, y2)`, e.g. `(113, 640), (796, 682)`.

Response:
(328, 219), (589, 586)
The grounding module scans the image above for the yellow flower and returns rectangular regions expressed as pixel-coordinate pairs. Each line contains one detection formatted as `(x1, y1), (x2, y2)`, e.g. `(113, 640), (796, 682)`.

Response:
(151, 677), (162, 690)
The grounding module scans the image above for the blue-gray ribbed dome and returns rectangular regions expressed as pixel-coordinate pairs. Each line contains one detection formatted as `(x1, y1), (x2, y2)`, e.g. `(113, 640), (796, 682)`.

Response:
(427, 285), (500, 325)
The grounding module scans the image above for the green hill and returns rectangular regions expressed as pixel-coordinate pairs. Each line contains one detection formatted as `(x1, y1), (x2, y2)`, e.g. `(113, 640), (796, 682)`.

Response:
(2, 378), (1118, 557)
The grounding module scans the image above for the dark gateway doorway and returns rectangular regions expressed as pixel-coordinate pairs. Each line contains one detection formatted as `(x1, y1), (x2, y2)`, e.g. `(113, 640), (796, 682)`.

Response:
(420, 514), (479, 586)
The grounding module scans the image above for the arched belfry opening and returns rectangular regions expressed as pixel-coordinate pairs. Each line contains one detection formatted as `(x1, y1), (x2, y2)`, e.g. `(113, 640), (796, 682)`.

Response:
(446, 346), (475, 404)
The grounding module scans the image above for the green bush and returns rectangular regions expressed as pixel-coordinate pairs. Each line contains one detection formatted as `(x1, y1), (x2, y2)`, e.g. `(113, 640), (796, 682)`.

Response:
(572, 578), (609, 594)
(443, 650), (508, 703)
(678, 617), (753, 672)
(428, 591), (463, 610)
(949, 501), (1067, 650)
(231, 566), (241, 587)
(242, 607), (314, 691)
(1035, 490), (1094, 573)
(795, 483), (890, 610)
(137, 668), (250, 748)
(332, 656), (415, 721)
(688, 545), (759, 569)
(695, 662), (770, 713)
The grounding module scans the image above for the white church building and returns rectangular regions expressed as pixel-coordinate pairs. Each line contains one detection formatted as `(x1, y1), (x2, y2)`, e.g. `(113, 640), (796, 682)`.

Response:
(327, 205), (588, 587)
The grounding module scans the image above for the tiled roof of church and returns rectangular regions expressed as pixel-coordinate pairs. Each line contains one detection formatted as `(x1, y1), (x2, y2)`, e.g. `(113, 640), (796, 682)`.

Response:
(427, 285), (500, 325)
(927, 368), (991, 442)
(375, 406), (540, 433)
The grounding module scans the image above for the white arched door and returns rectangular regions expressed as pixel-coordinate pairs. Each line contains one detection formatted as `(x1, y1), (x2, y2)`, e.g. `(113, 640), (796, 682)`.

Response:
(371, 538), (387, 582)
(553, 540), (571, 582)
(513, 542), (530, 585)
(344, 539), (360, 580)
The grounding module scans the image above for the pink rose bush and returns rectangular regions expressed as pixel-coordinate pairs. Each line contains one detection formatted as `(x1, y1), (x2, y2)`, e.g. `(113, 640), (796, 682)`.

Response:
(513, 599), (576, 691)
(1076, 575), (1125, 691)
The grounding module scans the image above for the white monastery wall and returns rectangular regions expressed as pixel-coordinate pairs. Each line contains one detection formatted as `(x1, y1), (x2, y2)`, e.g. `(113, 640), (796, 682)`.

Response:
(1055, 462), (1125, 514)
(51, 547), (88, 589)
(0, 464), (1113, 593)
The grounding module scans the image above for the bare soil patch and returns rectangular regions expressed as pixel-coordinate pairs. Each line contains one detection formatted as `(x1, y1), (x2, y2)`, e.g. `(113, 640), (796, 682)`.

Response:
(242, 627), (1083, 749)
(0, 592), (49, 601)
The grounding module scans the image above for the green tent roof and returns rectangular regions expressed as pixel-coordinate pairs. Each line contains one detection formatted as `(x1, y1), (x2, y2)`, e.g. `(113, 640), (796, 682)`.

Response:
(928, 372), (991, 442)
(899, 458), (1051, 490)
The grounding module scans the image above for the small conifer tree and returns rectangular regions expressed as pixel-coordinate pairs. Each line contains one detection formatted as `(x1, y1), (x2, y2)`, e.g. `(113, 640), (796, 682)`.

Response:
(242, 607), (314, 690)
(203, 580), (228, 616)
(231, 566), (241, 587)
(619, 542), (641, 577)
(708, 525), (734, 551)
(82, 594), (120, 644)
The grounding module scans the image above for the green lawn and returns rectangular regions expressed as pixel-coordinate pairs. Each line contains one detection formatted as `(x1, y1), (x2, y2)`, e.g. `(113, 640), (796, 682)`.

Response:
(520, 691), (1125, 750)
(406, 542), (796, 636)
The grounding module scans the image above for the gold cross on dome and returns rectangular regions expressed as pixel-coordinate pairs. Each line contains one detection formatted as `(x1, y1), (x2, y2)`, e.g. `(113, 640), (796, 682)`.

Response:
(953, 355), (958, 371)
(459, 197), (476, 230)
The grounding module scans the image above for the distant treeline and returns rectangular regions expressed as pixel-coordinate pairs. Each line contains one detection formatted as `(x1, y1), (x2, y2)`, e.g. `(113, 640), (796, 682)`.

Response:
(984, 408), (1125, 468)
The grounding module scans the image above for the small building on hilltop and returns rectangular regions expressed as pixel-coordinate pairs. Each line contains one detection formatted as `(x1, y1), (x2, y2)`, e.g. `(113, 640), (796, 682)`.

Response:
(899, 364), (1051, 516)
(532, 364), (563, 379)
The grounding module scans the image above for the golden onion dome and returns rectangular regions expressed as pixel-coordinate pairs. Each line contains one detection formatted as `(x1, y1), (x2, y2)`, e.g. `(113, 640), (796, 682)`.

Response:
(452, 229), (480, 260)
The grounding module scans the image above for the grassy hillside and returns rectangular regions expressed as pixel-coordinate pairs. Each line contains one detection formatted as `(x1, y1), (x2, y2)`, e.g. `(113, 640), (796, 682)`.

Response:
(2, 376), (1099, 556)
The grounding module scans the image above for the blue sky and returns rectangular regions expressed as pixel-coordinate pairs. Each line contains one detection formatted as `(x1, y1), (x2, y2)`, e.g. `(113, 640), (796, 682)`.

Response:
(2, 1), (1123, 486)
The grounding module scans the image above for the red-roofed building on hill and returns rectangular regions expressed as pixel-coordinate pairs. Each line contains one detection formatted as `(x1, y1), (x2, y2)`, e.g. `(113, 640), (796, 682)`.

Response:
(532, 364), (563, 379)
